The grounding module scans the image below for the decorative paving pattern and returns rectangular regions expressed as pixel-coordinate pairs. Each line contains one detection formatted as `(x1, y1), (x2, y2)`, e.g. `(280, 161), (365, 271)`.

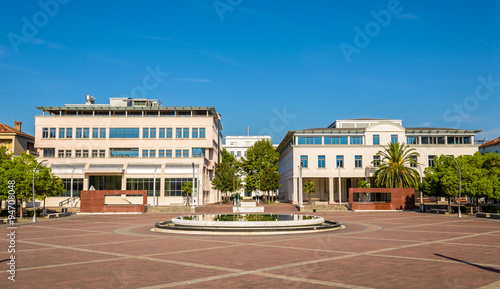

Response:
(1, 205), (499, 288)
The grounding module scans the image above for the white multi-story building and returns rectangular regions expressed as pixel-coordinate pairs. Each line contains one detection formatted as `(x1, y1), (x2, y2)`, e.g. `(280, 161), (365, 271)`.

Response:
(277, 118), (481, 204)
(35, 95), (223, 207)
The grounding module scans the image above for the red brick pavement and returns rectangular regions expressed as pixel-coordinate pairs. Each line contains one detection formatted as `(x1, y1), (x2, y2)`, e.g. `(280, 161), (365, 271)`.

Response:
(1, 203), (499, 289)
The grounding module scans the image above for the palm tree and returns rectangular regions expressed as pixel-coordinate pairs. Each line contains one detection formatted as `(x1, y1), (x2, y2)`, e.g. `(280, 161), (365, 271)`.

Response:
(303, 181), (317, 205)
(372, 142), (420, 188)
(182, 182), (193, 206)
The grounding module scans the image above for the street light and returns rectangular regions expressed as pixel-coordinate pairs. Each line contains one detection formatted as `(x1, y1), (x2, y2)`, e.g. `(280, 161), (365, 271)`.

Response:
(32, 159), (47, 222)
(418, 165), (423, 212)
(444, 156), (462, 218)
(255, 171), (261, 203)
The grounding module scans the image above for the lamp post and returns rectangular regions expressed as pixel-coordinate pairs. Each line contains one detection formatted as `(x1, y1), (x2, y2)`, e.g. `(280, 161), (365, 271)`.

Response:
(191, 163), (195, 209)
(32, 159), (47, 222)
(444, 156), (461, 218)
(418, 165), (423, 212)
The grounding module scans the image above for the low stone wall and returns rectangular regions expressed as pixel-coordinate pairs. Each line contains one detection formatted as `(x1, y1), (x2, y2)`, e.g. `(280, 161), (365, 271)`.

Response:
(147, 206), (192, 213)
(299, 205), (348, 212)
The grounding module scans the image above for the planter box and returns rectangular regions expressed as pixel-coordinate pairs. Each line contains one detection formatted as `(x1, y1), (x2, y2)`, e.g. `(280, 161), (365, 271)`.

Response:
(491, 213), (500, 219)
(476, 212), (490, 218)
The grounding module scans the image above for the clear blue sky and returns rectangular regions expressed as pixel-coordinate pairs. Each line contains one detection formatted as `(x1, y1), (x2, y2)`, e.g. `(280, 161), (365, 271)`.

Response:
(1, 0), (499, 143)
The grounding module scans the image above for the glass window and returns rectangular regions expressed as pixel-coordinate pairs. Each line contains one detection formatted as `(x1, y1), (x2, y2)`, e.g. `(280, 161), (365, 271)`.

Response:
(166, 128), (172, 138)
(355, 155), (362, 168)
(127, 178), (161, 196)
(166, 150), (172, 158)
(373, 135), (380, 145)
(298, 137), (322, 145)
(59, 178), (84, 197)
(82, 150), (89, 158)
(164, 178), (197, 196)
(176, 150), (182, 158)
(143, 128), (149, 139)
(109, 128), (140, 138)
(438, 137), (445, 144)
(428, 155), (435, 167)
(300, 155), (308, 168)
(49, 128), (56, 138)
(65, 150), (71, 158)
(192, 128), (198, 138)
(391, 135), (398, 144)
(92, 128), (99, 138)
(324, 137), (348, 144)
(183, 128), (189, 138)
(150, 149), (156, 158)
(351, 136), (363, 145)
(464, 136), (471, 144)
(336, 155), (344, 168)
(83, 128), (89, 138)
(142, 150), (149, 158)
(92, 150), (98, 158)
(76, 128), (82, 138)
(42, 128), (49, 138)
(75, 150), (82, 158)
(150, 128), (156, 138)
(411, 155), (418, 168)
(199, 128), (206, 138)
(159, 128), (165, 138)
(237, 151), (241, 157)
(373, 155), (380, 167)
(66, 128), (73, 138)
(176, 128), (182, 138)
(110, 148), (139, 158)
(159, 150), (165, 158)
(58, 150), (65, 158)
(318, 155), (325, 168)
(192, 148), (205, 157)
(59, 128), (65, 139)
(99, 150), (105, 158)
(183, 149), (189, 158)
(407, 136), (418, 144)
(99, 128), (105, 138)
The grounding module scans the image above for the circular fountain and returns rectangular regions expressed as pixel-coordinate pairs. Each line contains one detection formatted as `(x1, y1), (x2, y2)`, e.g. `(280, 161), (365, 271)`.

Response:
(154, 214), (342, 235)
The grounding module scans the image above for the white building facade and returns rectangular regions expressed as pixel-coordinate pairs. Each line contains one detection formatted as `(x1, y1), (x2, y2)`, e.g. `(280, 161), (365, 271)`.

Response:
(35, 96), (223, 207)
(277, 119), (481, 204)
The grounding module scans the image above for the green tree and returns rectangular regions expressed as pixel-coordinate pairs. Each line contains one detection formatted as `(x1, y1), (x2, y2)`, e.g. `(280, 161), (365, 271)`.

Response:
(182, 181), (193, 207)
(260, 167), (281, 202)
(357, 180), (370, 188)
(212, 148), (241, 203)
(372, 142), (420, 188)
(241, 140), (280, 198)
(303, 181), (317, 205)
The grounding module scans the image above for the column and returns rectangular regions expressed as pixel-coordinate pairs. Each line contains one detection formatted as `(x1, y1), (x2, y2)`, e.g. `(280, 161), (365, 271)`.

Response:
(292, 177), (298, 204)
(328, 177), (335, 204)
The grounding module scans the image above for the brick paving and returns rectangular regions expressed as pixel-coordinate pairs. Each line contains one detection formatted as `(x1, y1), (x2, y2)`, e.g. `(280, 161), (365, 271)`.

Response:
(0, 204), (499, 289)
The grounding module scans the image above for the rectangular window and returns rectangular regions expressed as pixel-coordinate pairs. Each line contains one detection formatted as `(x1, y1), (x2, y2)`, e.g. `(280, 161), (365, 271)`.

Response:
(65, 150), (72, 158)
(42, 128), (49, 138)
(237, 151), (241, 157)
(373, 155), (380, 167)
(109, 128), (140, 138)
(159, 128), (165, 138)
(391, 135), (398, 144)
(150, 149), (156, 158)
(192, 128), (198, 138)
(318, 155), (325, 168)
(76, 128), (82, 138)
(109, 148), (139, 158)
(355, 155), (362, 168)
(92, 150), (98, 158)
(300, 155), (308, 168)
(75, 150), (82, 158)
(99, 150), (105, 158)
(82, 150), (89, 158)
(192, 148), (205, 157)
(143, 128), (149, 139)
(58, 150), (65, 158)
(464, 136), (471, 144)
(428, 155), (436, 167)
(407, 136), (419, 144)
(183, 149), (189, 158)
(351, 136), (363, 145)
(199, 128), (206, 138)
(166, 150), (172, 158)
(59, 128), (65, 139)
(373, 135), (380, 145)
(336, 155), (344, 168)
(142, 150), (149, 158)
(49, 128), (56, 138)
(159, 150), (165, 158)
(150, 128), (156, 139)
(411, 155), (418, 168)
(164, 178), (198, 197)
(92, 128), (99, 138)
(183, 128), (189, 138)
(298, 137), (322, 145)
(324, 137), (348, 145)
(59, 178), (84, 197)
(166, 128), (173, 138)
(100, 128), (106, 138)
(127, 178), (161, 197)
(66, 128), (73, 138)
(175, 150), (182, 158)
(83, 128), (89, 138)
(176, 128), (182, 138)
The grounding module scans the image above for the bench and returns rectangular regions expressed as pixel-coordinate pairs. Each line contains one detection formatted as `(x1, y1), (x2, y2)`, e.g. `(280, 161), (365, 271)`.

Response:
(476, 212), (490, 218)
(429, 209), (448, 214)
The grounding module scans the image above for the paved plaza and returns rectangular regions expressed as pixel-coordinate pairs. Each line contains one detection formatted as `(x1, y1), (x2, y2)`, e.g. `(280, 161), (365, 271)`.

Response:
(1, 203), (499, 289)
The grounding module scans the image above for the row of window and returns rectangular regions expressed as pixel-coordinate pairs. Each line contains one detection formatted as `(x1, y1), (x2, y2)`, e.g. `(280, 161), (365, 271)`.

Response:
(43, 148), (206, 158)
(298, 155), (433, 168)
(297, 135), (472, 146)
(42, 127), (206, 139)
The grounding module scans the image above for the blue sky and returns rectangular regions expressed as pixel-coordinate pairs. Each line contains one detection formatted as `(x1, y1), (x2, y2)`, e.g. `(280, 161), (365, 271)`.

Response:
(1, 0), (499, 143)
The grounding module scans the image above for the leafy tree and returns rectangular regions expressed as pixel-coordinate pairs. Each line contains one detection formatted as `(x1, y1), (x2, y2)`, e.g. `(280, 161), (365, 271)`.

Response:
(357, 180), (370, 188)
(212, 148), (241, 203)
(182, 181), (192, 207)
(241, 140), (280, 198)
(372, 142), (420, 188)
(0, 148), (64, 217)
(303, 181), (317, 205)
